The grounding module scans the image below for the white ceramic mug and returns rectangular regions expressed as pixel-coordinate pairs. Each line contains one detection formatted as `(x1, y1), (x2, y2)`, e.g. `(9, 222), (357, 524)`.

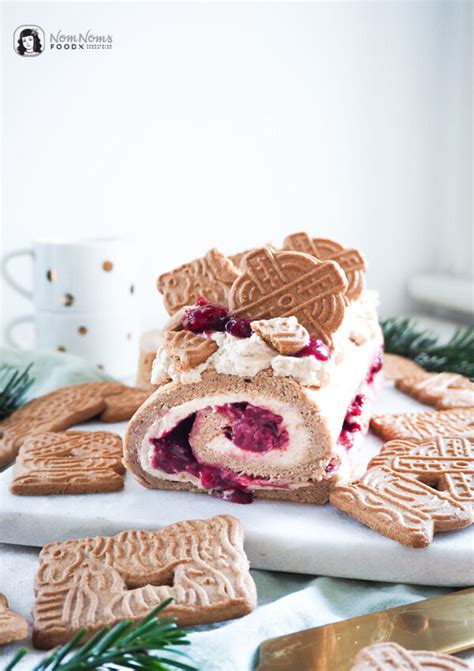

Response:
(2, 238), (140, 377)
(2, 238), (137, 313)
(36, 310), (139, 378)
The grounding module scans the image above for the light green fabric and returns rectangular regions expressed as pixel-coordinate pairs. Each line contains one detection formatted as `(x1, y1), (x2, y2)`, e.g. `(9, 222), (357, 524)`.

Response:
(0, 347), (115, 402)
(0, 349), (453, 670)
(188, 575), (445, 670)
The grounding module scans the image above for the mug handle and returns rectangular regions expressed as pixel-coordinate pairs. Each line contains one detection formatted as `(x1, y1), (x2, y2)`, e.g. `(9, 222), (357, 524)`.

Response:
(5, 315), (35, 349)
(1, 248), (34, 300)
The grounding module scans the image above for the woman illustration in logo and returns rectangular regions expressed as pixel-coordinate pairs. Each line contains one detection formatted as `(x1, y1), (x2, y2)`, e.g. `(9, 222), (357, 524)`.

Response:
(17, 28), (43, 56)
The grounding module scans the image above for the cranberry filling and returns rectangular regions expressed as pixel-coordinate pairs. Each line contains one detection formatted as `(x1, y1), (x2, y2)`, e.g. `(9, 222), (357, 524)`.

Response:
(151, 417), (254, 504)
(295, 337), (331, 361)
(366, 347), (384, 384)
(216, 403), (289, 453)
(181, 302), (333, 360)
(332, 347), (384, 463)
(150, 402), (291, 503)
(151, 415), (200, 478)
(183, 303), (253, 340)
(182, 304), (229, 333)
(325, 458), (338, 474)
(225, 316), (252, 338)
(337, 396), (368, 453)
(347, 393), (365, 416)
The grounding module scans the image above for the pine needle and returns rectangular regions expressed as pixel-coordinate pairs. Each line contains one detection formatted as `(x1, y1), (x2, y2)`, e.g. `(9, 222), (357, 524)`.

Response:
(0, 363), (35, 419)
(6, 599), (198, 671)
(381, 318), (474, 377)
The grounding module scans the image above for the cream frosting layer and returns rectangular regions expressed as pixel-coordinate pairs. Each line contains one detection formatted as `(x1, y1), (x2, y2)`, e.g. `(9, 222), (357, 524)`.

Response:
(151, 291), (380, 389)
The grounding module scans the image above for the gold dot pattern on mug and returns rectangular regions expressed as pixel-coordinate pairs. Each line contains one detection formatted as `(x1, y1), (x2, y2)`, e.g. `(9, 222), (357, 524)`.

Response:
(63, 293), (74, 307)
(78, 326), (88, 336)
(102, 260), (113, 272)
(57, 346), (66, 352)
(46, 269), (58, 282)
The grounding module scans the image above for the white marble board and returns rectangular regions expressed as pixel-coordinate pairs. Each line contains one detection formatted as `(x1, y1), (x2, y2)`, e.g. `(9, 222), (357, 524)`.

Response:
(0, 384), (472, 586)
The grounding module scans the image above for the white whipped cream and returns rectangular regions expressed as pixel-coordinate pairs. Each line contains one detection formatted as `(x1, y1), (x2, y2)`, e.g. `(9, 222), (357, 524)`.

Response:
(210, 332), (274, 376)
(346, 291), (381, 346)
(150, 290), (381, 388)
(152, 349), (208, 385)
(151, 331), (332, 387)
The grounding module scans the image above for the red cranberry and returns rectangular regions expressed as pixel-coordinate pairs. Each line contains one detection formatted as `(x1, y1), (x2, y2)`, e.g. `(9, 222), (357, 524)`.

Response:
(225, 316), (252, 338)
(343, 420), (362, 433)
(348, 394), (365, 416)
(200, 465), (226, 489)
(296, 337), (331, 361)
(366, 348), (384, 383)
(151, 414), (199, 477)
(182, 304), (228, 333)
(325, 458), (338, 474)
(196, 296), (209, 306)
(338, 429), (355, 451)
(217, 403), (288, 453)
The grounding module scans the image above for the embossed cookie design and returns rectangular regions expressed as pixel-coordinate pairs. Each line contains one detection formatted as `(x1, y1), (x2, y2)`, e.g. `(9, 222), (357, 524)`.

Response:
(369, 436), (474, 511)
(251, 317), (310, 355)
(330, 464), (472, 547)
(370, 408), (474, 442)
(330, 436), (474, 547)
(33, 515), (256, 649)
(396, 372), (474, 410)
(228, 246), (347, 347)
(10, 431), (125, 496)
(283, 231), (366, 301)
(0, 593), (28, 645)
(163, 330), (218, 370)
(351, 642), (469, 670)
(157, 249), (240, 314)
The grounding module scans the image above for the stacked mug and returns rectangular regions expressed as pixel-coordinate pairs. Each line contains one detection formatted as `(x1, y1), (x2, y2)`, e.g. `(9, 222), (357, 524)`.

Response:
(2, 238), (139, 379)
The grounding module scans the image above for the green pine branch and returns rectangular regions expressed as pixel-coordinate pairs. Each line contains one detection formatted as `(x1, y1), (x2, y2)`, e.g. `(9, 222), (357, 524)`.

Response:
(6, 599), (198, 671)
(381, 318), (474, 377)
(0, 364), (35, 420)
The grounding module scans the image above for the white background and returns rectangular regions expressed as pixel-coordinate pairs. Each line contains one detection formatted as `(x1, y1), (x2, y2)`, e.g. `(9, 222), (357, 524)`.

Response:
(1, 1), (472, 345)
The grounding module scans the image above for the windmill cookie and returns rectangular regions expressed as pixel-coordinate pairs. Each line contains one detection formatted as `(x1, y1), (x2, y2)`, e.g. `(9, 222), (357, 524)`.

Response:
(10, 431), (125, 496)
(0, 382), (149, 468)
(228, 246), (347, 347)
(382, 353), (426, 382)
(0, 593), (28, 645)
(163, 330), (218, 370)
(330, 465), (472, 547)
(369, 436), (474, 511)
(0, 382), (121, 469)
(350, 642), (469, 670)
(370, 408), (474, 442)
(396, 372), (474, 410)
(157, 249), (240, 315)
(99, 386), (151, 422)
(251, 317), (310, 355)
(229, 248), (254, 268)
(283, 231), (366, 300)
(32, 514), (256, 649)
